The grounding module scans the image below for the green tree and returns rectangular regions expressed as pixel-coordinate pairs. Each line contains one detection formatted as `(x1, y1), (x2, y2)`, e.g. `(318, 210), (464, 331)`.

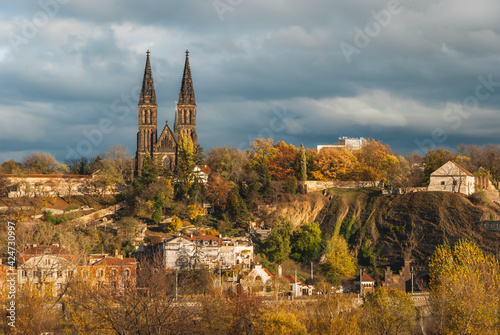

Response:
(290, 222), (322, 263)
(299, 143), (307, 181)
(177, 132), (195, 195)
(429, 239), (500, 335)
(360, 287), (417, 335)
(262, 217), (292, 264)
(321, 235), (356, 284)
(22, 152), (65, 174)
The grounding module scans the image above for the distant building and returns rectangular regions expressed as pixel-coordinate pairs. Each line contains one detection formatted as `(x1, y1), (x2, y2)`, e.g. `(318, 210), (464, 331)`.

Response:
(133, 50), (198, 178)
(149, 234), (254, 270)
(428, 161), (475, 195)
(354, 272), (375, 296)
(317, 136), (366, 152)
(194, 165), (211, 184)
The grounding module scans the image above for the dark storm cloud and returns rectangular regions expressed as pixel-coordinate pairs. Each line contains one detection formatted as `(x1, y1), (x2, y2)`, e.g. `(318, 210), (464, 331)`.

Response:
(0, 0), (499, 163)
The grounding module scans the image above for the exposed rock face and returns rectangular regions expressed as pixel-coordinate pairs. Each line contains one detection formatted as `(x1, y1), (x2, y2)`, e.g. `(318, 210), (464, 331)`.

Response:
(260, 189), (500, 277)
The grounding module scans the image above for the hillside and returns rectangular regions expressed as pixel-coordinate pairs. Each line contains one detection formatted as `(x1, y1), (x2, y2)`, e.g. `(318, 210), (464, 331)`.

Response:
(263, 189), (500, 277)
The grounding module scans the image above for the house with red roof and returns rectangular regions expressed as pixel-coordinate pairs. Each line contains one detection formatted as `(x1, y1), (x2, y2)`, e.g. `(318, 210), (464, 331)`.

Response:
(17, 244), (79, 296)
(79, 253), (137, 292)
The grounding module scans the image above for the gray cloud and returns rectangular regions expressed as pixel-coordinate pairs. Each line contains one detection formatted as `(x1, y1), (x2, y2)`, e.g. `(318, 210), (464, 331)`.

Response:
(0, 0), (499, 163)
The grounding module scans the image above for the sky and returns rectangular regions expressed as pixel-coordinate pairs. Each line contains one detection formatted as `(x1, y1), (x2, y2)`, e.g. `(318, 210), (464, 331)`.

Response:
(0, 0), (499, 164)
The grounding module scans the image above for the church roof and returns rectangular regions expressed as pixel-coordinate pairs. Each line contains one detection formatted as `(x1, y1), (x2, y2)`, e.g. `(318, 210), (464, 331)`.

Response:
(178, 50), (196, 105)
(140, 50), (157, 105)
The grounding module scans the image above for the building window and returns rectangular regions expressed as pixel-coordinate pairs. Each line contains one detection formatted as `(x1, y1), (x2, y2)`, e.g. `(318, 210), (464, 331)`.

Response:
(212, 240), (218, 246)
(57, 271), (63, 277)
(21, 270), (26, 277)
(441, 181), (445, 186)
(112, 269), (118, 277)
(67, 270), (73, 278)
(453, 180), (457, 186)
(97, 269), (104, 277)
(124, 269), (130, 277)
(204, 241), (209, 246)
(45, 259), (51, 265)
(111, 282), (117, 289)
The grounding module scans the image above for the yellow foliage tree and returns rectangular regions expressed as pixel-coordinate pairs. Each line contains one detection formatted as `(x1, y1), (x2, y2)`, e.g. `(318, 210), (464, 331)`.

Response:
(429, 239), (500, 335)
(188, 204), (204, 220)
(311, 148), (357, 181)
(322, 235), (356, 284)
(254, 309), (308, 335)
(360, 287), (417, 335)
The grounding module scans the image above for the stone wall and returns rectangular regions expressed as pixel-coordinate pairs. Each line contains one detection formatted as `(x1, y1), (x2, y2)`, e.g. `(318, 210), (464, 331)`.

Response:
(3, 174), (117, 197)
(299, 180), (383, 194)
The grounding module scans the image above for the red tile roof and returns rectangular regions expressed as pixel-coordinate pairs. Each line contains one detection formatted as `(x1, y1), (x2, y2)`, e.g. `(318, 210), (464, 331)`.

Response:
(282, 274), (299, 284)
(93, 257), (137, 266)
(451, 162), (474, 177)
(359, 273), (375, 282)
(2, 174), (92, 179)
(263, 268), (273, 277)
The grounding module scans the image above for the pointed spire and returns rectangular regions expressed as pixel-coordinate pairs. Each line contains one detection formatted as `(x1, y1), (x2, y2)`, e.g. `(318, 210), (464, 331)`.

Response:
(140, 50), (157, 105)
(178, 49), (195, 105)
(174, 101), (178, 131)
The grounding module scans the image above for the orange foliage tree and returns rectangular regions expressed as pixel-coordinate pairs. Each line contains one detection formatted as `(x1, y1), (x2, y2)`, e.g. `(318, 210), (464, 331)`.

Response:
(269, 141), (299, 180)
(205, 173), (233, 210)
(311, 148), (357, 181)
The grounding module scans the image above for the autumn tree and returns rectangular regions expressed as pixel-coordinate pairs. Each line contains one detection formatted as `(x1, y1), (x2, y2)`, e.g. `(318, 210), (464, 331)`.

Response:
(268, 141), (299, 180)
(22, 152), (65, 174)
(429, 239), (500, 335)
(205, 173), (233, 210)
(353, 139), (392, 181)
(300, 293), (361, 335)
(0, 159), (21, 174)
(254, 309), (308, 335)
(290, 222), (322, 263)
(311, 148), (356, 181)
(321, 235), (356, 284)
(360, 287), (417, 335)
(206, 146), (247, 182)
(248, 138), (277, 174)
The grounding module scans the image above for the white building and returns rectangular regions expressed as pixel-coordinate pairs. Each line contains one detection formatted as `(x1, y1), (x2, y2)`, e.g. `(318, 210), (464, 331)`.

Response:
(317, 137), (366, 152)
(156, 234), (253, 270)
(428, 161), (475, 195)
(17, 245), (79, 296)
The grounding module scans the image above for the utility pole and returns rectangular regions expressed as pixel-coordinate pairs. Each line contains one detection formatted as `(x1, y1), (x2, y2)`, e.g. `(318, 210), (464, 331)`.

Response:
(360, 269), (363, 297)
(175, 269), (178, 301)
(295, 269), (298, 298)
(411, 266), (414, 294)
(311, 262), (313, 280)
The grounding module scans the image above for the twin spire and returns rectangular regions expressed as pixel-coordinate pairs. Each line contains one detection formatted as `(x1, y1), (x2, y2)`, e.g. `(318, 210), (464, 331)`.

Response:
(178, 50), (196, 106)
(140, 49), (195, 107)
(139, 50), (156, 105)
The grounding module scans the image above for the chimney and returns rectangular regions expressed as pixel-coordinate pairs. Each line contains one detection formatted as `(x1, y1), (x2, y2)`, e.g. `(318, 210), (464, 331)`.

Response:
(118, 255), (123, 260)
(53, 243), (59, 247)
(114, 249), (119, 257)
(33, 244), (37, 248)
(278, 265), (282, 276)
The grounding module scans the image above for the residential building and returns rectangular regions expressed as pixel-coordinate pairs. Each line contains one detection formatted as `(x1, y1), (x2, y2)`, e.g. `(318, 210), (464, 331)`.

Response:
(17, 245), (79, 296)
(428, 161), (475, 195)
(355, 272), (375, 296)
(79, 253), (137, 292)
(151, 234), (253, 270)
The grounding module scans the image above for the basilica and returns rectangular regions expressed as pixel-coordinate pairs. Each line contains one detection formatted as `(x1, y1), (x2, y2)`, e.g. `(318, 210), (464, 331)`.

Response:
(132, 50), (198, 177)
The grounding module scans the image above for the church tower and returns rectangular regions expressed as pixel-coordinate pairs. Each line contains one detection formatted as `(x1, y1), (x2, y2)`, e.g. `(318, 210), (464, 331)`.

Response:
(176, 50), (197, 145)
(135, 50), (158, 176)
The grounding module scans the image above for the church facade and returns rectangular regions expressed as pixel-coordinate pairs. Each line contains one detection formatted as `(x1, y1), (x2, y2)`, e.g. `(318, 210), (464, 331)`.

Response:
(133, 50), (198, 177)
